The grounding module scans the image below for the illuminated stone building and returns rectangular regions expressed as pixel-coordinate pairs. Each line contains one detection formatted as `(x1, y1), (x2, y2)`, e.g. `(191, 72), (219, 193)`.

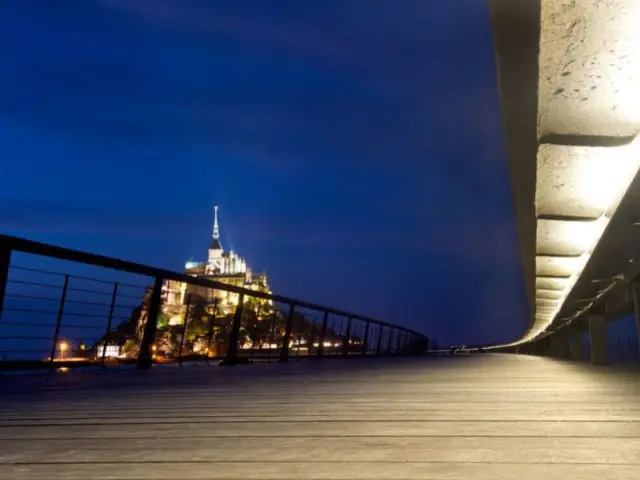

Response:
(161, 206), (272, 322)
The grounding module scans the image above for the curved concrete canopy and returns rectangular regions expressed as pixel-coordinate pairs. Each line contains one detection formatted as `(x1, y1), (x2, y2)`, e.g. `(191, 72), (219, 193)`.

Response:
(538, 0), (640, 138)
(489, 0), (640, 343)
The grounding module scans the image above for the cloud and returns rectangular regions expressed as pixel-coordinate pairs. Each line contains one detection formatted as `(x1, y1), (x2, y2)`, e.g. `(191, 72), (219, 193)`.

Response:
(0, 197), (199, 237)
(0, 0), (501, 175)
(232, 206), (518, 270)
(2, 189), (516, 271)
(0, 0), (521, 343)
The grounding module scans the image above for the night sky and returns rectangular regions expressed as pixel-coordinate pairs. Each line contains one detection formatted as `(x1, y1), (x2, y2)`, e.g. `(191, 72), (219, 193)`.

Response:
(0, 0), (528, 346)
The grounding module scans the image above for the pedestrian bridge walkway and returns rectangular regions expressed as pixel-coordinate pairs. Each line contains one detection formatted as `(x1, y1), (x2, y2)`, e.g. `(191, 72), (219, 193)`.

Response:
(1, 355), (639, 479)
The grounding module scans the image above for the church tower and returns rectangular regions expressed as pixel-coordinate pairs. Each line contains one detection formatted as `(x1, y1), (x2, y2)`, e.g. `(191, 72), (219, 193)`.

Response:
(207, 206), (223, 272)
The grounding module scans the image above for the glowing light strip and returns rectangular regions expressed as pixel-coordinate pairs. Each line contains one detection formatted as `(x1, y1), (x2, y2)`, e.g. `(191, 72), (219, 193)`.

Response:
(508, 134), (637, 349)
(503, 140), (639, 349)
(514, 139), (640, 346)
(499, 206), (625, 349)
(486, 0), (640, 352)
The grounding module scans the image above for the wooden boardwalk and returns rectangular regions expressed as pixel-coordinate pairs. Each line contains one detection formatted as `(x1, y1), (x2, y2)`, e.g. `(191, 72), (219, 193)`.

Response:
(1, 354), (640, 479)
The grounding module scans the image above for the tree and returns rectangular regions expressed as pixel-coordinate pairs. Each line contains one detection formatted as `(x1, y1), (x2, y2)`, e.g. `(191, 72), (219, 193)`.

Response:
(186, 300), (211, 342)
(157, 313), (170, 330)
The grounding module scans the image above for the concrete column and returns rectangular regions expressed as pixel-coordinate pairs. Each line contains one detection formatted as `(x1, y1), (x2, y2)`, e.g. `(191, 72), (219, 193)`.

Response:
(549, 332), (569, 358)
(569, 327), (583, 361)
(588, 314), (607, 365)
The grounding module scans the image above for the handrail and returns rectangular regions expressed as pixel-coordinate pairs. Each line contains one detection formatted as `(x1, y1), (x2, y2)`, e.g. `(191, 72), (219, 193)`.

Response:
(0, 234), (425, 338)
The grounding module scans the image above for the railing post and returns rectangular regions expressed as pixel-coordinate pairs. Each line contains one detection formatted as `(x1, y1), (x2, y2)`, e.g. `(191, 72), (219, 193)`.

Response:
(387, 328), (394, 355)
(0, 243), (10, 324)
(267, 310), (277, 363)
(279, 303), (295, 362)
(205, 298), (219, 365)
(249, 303), (263, 362)
(376, 326), (384, 356)
(361, 321), (370, 356)
(342, 316), (353, 357)
(224, 293), (245, 365)
(396, 330), (403, 354)
(101, 282), (119, 369)
(138, 276), (163, 369)
(317, 310), (329, 359)
(178, 293), (192, 366)
(49, 274), (69, 369)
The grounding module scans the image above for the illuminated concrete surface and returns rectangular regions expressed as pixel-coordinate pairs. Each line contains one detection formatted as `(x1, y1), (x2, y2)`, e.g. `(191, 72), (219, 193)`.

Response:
(1, 355), (640, 479)
(489, 0), (640, 343)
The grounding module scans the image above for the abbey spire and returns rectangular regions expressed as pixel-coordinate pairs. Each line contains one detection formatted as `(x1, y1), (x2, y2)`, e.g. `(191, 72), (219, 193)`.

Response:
(213, 205), (220, 241)
(210, 205), (222, 250)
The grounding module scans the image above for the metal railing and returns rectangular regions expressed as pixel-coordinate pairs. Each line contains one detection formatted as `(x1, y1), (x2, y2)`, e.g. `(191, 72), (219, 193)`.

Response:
(0, 234), (428, 371)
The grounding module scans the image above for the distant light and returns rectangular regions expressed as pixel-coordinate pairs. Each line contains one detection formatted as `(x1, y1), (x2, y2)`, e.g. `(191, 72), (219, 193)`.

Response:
(98, 344), (120, 358)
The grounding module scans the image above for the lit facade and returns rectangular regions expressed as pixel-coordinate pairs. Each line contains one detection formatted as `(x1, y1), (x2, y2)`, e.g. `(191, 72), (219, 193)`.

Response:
(97, 344), (121, 358)
(160, 206), (272, 319)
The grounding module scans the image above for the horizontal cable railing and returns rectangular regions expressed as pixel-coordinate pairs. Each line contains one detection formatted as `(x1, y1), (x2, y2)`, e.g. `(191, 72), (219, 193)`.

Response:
(0, 234), (428, 371)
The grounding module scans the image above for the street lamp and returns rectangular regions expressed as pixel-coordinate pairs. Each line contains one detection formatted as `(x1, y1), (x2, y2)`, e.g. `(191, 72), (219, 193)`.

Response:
(59, 341), (69, 360)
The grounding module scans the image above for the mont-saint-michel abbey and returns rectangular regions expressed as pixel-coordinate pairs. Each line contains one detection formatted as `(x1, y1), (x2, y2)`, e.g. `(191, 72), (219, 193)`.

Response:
(162, 206), (272, 318)
(133, 207), (273, 357)
(106, 206), (356, 360)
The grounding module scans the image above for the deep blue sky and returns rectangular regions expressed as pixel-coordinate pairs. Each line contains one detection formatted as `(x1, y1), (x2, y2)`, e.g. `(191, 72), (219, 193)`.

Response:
(0, 0), (528, 345)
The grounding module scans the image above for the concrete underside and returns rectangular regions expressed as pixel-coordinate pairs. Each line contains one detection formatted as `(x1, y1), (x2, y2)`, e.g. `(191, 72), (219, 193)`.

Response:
(489, 0), (640, 341)
(1, 356), (640, 479)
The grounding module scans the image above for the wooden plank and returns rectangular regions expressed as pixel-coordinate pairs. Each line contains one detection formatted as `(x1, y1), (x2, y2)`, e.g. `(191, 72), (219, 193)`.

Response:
(1, 355), (640, 479)
(1, 462), (638, 480)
